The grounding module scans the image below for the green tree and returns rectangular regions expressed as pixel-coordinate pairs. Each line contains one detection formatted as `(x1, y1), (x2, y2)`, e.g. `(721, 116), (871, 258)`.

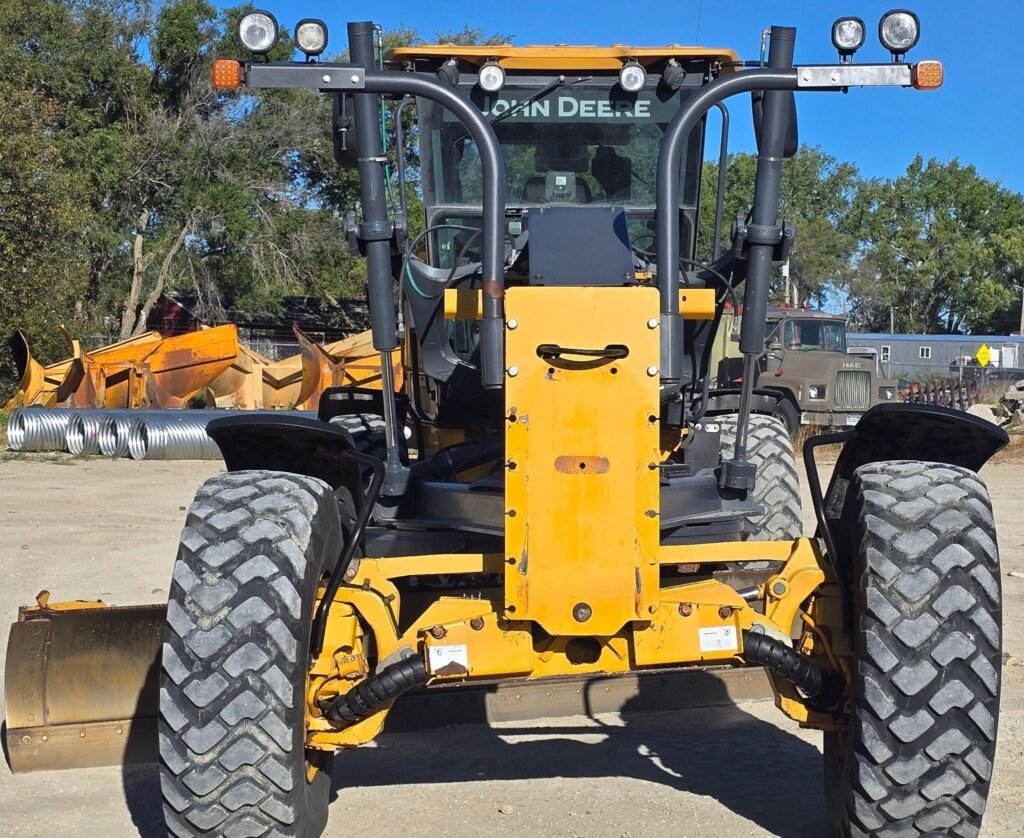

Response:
(846, 157), (1024, 334)
(0, 89), (91, 396)
(698, 146), (859, 305)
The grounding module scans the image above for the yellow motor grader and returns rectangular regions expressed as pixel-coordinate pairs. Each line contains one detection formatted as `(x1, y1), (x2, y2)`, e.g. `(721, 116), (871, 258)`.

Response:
(4, 9), (1005, 837)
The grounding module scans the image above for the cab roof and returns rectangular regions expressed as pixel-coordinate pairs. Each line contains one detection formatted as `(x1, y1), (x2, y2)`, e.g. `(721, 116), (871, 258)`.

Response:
(386, 44), (741, 72)
(767, 306), (846, 321)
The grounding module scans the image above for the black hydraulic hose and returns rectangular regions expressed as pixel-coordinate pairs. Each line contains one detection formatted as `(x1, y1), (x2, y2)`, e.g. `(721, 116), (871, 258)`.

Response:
(363, 70), (507, 389)
(393, 96), (415, 236)
(320, 655), (428, 727)
(743, 630), (843, 713)
(311, 449), (385, 658)
(711, 101), (730, 262)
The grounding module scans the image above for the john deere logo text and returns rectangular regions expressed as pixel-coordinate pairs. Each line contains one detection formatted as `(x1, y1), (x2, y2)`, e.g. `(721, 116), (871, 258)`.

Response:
(483, 97), (653, 119)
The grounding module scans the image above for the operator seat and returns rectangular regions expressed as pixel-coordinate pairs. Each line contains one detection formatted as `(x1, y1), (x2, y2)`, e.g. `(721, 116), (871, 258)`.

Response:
(521, 176), (592, 204)
(591, 145), (632, 202)
(522, 140), (593, 204)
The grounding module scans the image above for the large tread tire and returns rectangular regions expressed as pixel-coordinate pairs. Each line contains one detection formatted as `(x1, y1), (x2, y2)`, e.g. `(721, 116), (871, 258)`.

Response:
(718, 413), (802, 541)
(159, 470), (344, 838)
(825, 460), (1001, 837)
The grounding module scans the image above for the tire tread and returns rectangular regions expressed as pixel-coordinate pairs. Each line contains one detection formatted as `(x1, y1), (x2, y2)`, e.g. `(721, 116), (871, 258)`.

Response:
(159, 469), (341, 837)
(832, 460), (1001, 837)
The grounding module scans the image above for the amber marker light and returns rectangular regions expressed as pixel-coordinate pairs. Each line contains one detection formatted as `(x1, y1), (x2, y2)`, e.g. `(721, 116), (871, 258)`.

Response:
(912, 59), (943, 90)
(212, 59), (244, 90)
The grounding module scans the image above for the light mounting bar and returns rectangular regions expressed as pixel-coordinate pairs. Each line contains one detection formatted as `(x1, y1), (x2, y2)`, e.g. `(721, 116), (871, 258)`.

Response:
(244, 62), (366, 90)
(796, 63), (913, 88)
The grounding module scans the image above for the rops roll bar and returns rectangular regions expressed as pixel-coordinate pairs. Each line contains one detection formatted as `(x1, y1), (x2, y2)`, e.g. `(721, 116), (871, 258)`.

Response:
(243, 58), (508, 389)
(655, 67), (798, 387)
(655, 56), (922, 386)
(654, 38), (924, 487)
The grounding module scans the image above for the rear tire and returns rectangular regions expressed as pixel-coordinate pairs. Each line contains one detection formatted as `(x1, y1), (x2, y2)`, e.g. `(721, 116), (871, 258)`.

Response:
(718, 413), (802, 541)
(329, 413), (387, 461)
(159, 470), (345, 837)
(825, 461), (1001, 837)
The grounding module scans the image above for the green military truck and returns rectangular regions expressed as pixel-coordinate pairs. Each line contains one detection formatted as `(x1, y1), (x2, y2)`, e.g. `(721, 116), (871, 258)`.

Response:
(712, 305), (897, 434)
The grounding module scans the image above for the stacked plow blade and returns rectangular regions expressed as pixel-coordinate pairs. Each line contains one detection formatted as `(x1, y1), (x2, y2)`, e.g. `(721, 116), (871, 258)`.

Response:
(4, 325), (398, 412)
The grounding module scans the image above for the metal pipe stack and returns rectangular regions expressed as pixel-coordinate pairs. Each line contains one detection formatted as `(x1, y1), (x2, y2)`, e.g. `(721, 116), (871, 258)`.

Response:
(5, 407), (311, 460)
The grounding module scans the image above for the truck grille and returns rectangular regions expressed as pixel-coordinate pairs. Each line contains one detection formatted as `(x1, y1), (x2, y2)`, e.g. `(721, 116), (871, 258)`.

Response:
(835, 371), (872, 410)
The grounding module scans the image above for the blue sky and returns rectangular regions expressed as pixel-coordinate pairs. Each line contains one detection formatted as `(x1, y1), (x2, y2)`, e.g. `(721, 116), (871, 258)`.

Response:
(234, 1), (1024, 194)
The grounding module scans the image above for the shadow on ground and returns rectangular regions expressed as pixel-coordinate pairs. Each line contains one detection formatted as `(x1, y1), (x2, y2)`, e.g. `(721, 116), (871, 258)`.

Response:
(329, 672), (826, 837)
(121, 671), (827, 837)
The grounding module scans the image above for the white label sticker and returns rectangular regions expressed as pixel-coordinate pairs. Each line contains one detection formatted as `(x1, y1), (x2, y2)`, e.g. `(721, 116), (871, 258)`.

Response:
(699, 626), (739, 653)
(846, 415), (859, 426)
(428, 643), (469, 673)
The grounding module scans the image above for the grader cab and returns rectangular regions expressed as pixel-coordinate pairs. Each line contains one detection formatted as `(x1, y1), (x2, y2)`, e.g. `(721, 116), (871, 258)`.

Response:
(4, 10), (1006, 837)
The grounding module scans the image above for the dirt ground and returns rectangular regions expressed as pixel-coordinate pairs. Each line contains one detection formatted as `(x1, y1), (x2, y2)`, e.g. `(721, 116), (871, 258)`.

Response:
(0, 455), (1022, 837)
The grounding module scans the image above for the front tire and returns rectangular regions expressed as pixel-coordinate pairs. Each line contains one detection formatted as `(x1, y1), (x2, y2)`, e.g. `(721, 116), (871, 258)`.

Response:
(825, 461), (1001, 837)
(159, 470), (344, 837)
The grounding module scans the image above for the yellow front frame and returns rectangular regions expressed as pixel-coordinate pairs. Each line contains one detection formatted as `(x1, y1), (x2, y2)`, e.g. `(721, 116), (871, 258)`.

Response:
(307, 286), (844, 749)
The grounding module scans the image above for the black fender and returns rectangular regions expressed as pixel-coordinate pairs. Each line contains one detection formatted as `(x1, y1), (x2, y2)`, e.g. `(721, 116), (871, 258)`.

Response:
(804, 403), (1008, 627)
(702, 387), (781, 418)
(823, 402), (1007, 484)
(206, 414), (366, 506)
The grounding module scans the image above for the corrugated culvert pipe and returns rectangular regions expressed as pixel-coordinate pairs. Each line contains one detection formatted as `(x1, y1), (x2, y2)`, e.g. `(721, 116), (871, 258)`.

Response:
(127, 413), (223, 460)
(98, 413), (134, 458)
(66, 409), (141, 455)
(6, 407), (72, 452)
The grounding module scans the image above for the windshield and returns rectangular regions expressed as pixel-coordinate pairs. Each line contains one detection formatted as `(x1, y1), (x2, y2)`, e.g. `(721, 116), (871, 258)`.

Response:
(783, 319), (847, 352)
(418, 80), (704, 210)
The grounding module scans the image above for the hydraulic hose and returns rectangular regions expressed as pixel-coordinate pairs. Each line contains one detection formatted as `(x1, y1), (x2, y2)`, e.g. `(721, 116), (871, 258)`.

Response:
(320, 654), (428, 727)
(742, 630), (843, 712)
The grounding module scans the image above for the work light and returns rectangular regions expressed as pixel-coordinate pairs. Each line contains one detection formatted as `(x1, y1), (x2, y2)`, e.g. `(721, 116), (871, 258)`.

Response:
(478, 61), (505, 92)
(831, 17), (865, 60)
(619, 61), (646, 93)
(295, 19), (328, 57)
(238, 10), (278, 55)
(660, 59), (686, 91)
(878, 9), (920, 59)
(437, 59), (460, 86)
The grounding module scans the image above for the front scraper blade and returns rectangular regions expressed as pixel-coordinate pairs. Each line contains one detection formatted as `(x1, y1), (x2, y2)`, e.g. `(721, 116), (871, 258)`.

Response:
(4, 599), (165, 772)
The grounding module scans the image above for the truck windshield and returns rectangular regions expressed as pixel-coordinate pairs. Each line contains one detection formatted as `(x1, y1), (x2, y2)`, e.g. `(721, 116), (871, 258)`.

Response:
(417, 80), (704, 210)
(784, 319), (847, 352)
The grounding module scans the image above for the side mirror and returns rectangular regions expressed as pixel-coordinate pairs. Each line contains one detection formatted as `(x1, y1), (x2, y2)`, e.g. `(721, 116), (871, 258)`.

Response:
(751, 91), (798, 159)
(332, 94), (359, 170)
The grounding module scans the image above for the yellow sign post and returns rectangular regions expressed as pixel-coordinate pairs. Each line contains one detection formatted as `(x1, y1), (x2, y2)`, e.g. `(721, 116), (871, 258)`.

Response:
(976, 344), (991, 367)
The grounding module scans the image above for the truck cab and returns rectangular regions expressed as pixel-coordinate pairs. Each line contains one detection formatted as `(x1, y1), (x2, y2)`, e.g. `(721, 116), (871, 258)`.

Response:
(714, 305), (897, 433)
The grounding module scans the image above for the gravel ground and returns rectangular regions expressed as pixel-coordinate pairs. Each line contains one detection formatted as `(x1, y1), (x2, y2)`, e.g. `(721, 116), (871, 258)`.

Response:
(0, 455), (1022, 837)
